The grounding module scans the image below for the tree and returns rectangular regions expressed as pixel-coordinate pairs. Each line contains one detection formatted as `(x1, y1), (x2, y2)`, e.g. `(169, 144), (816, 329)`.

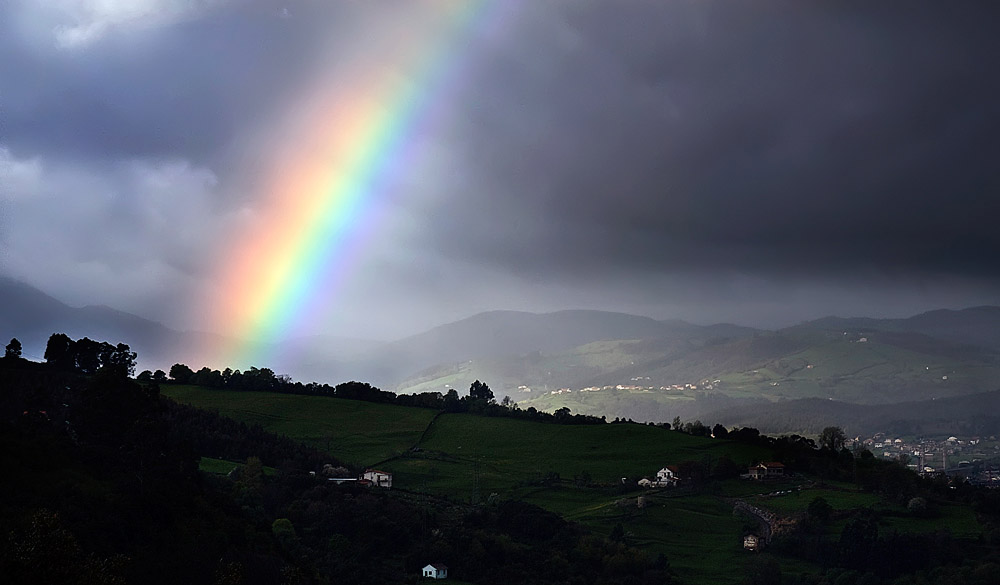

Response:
(443, 388), (461, 412)
(44, 333), (74, 370)
(5, 337), (22, 359)
(469, 380), (494, 403)
(108, 343), (137, 377)
(271, 518), (299, 551)
(838, 510), (879, 570)
(807, 496), (832, 525)
(712, 423), (729, 439)
(819, 426), (846, 452)
(73, 337), (101, 373)
(169, 363), (194, 383)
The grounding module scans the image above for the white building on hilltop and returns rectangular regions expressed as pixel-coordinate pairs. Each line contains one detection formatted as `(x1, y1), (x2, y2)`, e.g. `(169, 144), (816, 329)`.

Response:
(422, 564), (448, 579)
(362, 469), (392, 488)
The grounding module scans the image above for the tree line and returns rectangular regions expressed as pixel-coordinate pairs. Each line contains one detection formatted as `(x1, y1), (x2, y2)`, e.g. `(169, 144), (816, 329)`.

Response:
(18, 333), (140, 377)
(157, 358), (608, 425)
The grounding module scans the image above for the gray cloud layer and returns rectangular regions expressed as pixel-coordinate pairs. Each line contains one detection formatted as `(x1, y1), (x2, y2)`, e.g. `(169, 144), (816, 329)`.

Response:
(2, 0), (998, 339)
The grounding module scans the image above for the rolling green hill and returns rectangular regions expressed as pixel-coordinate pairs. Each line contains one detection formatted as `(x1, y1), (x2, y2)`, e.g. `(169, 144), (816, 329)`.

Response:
(159, 384), (989, 584)
(380, 413), (767, 494)
(162, 385), (437, 464)
(161, 384), (777, 583)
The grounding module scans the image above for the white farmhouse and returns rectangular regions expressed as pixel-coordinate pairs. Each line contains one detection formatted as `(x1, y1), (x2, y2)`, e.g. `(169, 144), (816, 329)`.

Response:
(654, 466), (680, 486)
(362, 469), (392, 488)
(422, 564), (448, 579)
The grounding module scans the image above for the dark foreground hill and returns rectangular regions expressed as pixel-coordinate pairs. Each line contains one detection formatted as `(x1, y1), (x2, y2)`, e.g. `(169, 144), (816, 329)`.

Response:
(1, 359), (678, 585)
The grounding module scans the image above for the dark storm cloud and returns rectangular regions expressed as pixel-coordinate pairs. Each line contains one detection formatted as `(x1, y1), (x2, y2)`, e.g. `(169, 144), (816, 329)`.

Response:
(418, 1), (1000, 284)
(2, 0), (998, 340)
(0, 1), (350, 168)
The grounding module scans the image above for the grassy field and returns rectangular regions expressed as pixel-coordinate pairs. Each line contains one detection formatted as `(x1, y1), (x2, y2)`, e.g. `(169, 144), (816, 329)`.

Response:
(381, 413), (769, 497)
(162, 385), (438, 465)
(751, 487), (882, 515)
(161, 385), (984, 584)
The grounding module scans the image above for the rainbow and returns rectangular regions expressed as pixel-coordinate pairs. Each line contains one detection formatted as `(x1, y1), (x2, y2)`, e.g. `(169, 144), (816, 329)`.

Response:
(203, 1), (515, 370)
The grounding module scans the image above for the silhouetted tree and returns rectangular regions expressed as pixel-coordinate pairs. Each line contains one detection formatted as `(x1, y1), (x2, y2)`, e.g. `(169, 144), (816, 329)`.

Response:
(819, 426), (846, 452)
(109, 343), (137, 377)
(5, 337), (22, 359)
(44, 333), (75, 370)
(169, 363), (194, 383)
(469, 380), (494, 403)
(73, 337), (101, 374)
(443, 389), (461, 412)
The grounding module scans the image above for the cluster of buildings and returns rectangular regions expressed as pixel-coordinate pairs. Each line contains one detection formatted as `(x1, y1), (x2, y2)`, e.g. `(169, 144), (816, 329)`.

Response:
(854, 433), (1000, 486)
(637, 465), (681, 488)
(532, 380), (718, 396)
(637, 461), (786, 489)
(312, 468), (393, 488)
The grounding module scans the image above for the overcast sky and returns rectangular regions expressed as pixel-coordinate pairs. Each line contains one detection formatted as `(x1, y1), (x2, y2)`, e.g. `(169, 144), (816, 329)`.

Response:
(2, 0), (999, 341)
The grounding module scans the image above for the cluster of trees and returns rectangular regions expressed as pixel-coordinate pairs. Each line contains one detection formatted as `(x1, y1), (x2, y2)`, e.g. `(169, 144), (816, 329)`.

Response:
(5, 337), (21, 359)
(157, 359), (609, 425)
(771, 501), (996, 585)
(42, 333), (137, 377)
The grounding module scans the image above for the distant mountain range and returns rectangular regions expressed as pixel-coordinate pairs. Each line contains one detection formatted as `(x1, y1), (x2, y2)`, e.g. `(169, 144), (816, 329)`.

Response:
(3, 275), (999, 434)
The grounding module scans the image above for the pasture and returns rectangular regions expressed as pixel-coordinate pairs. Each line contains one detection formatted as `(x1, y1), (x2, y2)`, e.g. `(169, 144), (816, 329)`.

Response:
(162, 385), (438, 465)
(382, 413), (769, 496)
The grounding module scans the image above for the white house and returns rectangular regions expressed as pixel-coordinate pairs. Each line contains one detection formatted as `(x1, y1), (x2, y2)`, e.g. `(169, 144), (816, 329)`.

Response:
(422, 564), (448, 579)
(362, 469), (392, 488)
(746, 462), (785, 480)
(654, 466), (679, 486)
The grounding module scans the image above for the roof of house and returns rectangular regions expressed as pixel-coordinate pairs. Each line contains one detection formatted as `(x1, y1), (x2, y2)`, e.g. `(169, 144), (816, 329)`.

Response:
(365, 469), (391, 475)
(761, 462), (785, 468)
(425, 564), (448, 570)
(665, 465), (680, 473)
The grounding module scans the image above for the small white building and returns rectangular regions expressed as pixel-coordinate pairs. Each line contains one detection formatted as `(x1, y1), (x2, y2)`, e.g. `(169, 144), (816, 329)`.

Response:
(654, 466), (679, 486)
(422, 564), (448, 579)
(362, 469), (392, 488)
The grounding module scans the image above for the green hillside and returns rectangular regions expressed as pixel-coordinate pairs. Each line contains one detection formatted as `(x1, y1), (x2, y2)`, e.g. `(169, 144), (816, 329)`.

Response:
(158, 385), (993, 585)
(381, 413), (767, 494)
(162, 384), (777, 583)
(162, 385), (437, 464)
